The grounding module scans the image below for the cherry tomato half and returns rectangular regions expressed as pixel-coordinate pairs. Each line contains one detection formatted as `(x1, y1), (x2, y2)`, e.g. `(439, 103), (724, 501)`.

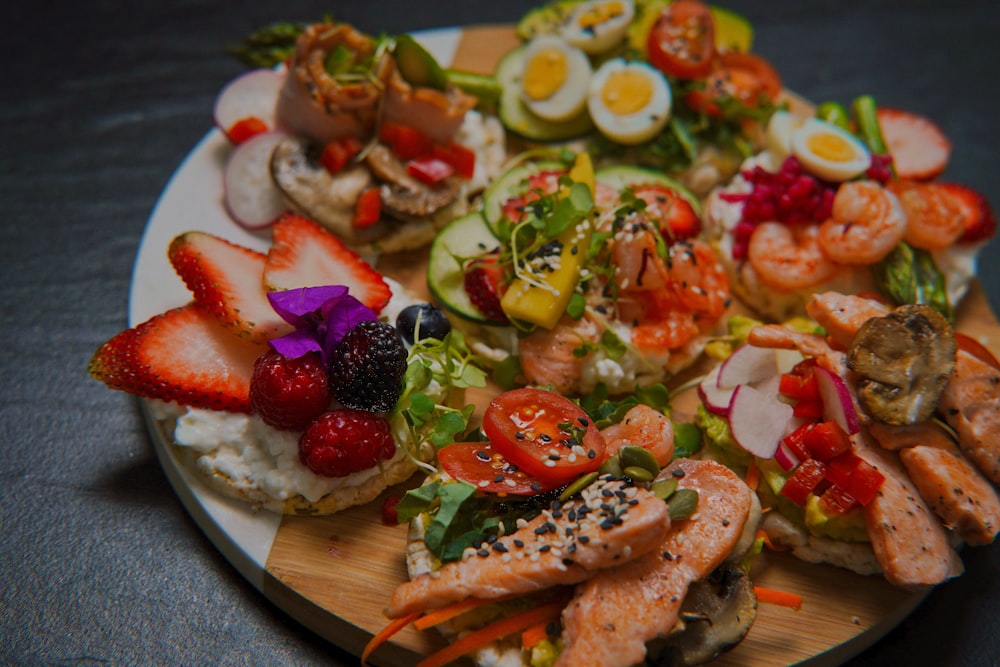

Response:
(633, 185), (701, 243)
(437, 442), (560, 495)
(482, 388), (607, 486)
(686, 51), (782, 116)
(646, 0), (717, 80)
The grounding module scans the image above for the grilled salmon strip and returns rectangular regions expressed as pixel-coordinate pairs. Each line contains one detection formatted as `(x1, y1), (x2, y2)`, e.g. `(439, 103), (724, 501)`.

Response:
(806, 291), (890, 350)
(868, 421), (1000, 546)
(386, 476), (671, 618)
(853, 431), (964, 589)
(555, 459), (754, 667)
(939, 348), (1000, 485)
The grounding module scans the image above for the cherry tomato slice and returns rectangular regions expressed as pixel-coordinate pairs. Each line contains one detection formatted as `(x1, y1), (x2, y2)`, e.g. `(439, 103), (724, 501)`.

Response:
(437, 442), (559, 495)
(633, 185), (701, 243)
(646, 0), (716, 80)
(956, 332), (1000, 370)
(482, 388), (606, 485)
(686, 51), (782, 116)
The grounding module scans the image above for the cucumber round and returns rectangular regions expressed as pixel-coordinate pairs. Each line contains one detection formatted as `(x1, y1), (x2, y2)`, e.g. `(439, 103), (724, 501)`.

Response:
(495, 45), (595, 143)
(595, 164), (703, 216)
(515, 0), (582, 41)
(481, 157), (568, 230)
(427, 212), (503, 325)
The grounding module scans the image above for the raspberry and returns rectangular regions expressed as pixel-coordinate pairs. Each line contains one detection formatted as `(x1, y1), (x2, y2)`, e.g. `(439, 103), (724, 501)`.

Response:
(298, 409), (396, 477)
(463, 253), (508, 324)
(250, 350), (331, 431)
(327, 320), (407, 412)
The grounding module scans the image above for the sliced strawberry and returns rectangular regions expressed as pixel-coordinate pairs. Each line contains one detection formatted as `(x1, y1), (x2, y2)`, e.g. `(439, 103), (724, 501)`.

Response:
(463, 252), (508, 324)
(263, 213), (391, 313)
(938, 182), (998, 244)
(88, 304), (267, 412)
(168, 231), (290, 344)
(876, 107), (951, 181)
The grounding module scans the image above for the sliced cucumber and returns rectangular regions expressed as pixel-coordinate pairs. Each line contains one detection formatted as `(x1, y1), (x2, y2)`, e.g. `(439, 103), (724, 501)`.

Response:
(515, 0), (582, 41)
(427, 212), (503, 325)
(481, 157), (568, 230)
(595, 165), (703, 215)
(495, 45), (595, 143)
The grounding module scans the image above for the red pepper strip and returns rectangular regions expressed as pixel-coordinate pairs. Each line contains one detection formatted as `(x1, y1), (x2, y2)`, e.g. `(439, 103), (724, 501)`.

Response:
(779, 372), (819, 402)
(352, 188), (382, 229)
(408, 156), (454, 185)
(226, 116), (268, 144)
(361, 611), (421, 667)
(415, 599), (565, 667)
(754, 586), (803, 610)
(380, 121), (433, 160)
(792, 399), (825, 420)
(802, 421), (852, 462)
(781, 458), (827, 506)
(825, 453), (884, 506)
(521, 620), (553, 649)
(412, 594), (518, 631)
(781, 423), (814, 462)
(320, 136), (363, 175)
(433, 142), (476, 180)
(819, 483), (859, 515)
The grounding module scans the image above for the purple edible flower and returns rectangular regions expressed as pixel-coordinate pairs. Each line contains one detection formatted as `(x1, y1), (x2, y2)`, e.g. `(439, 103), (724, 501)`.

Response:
(267, 285), (377, 363)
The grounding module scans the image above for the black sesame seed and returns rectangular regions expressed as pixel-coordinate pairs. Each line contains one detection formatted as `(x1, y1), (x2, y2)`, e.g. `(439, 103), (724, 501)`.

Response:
(492, 542), (509, 553)
(477, 549), (490, 557)
(514, 539), (525, 548)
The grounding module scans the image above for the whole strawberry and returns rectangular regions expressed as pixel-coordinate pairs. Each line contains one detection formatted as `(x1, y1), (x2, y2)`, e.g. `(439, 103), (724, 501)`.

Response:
(299, 409), (396, 477)
(327, 320), (407, 413)
(250, 349), (331, 431)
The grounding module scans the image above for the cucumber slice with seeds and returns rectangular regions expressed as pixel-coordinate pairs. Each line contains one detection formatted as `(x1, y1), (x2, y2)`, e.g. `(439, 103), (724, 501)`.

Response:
(427, 212), (503, 325)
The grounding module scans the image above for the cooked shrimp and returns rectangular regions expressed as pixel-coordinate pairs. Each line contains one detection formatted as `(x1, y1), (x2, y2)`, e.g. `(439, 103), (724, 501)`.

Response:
(747, 222), (840, 292)
(519, 315), (601, 395)
(939, 348), (1000, 485)
(556, 459), (755, 667)
(612, 215), (671, 292)
(386, 477), (671, 617)
(817, 181), (907, 265)
(666, 239), (731, 320)
(600, 404), (675, 467)
(806, 291), (890, 349)
(889, 180), (966, 251)
(747, 324), (848, 376)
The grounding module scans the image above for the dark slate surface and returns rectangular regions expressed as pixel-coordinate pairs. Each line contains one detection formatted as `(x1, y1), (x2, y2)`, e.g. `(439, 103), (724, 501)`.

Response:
(3, 1), (997, 665)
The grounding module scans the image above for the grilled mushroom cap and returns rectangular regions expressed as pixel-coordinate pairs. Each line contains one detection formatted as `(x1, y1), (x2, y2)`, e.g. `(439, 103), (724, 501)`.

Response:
(648, 564), (758, 667)
(847, 304), (957, 425)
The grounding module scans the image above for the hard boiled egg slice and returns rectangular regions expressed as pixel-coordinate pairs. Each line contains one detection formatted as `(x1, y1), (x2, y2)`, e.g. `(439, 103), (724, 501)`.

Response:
(520, 35), (592, 122)
(587, 58), (672, 145)
(790, 118), (872, 182)
(561, 0), (635, 55)
(765, 110), (807, 160)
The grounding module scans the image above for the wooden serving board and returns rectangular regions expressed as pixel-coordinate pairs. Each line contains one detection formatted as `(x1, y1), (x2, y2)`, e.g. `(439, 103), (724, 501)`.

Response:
(140, 25), (1000, 667)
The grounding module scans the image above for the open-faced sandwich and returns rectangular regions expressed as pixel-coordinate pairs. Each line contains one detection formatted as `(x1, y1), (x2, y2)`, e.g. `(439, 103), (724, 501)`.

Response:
(693, 291), (1000, 589)
(365, 387), (763, 667)
(428, 150), (732, 396)
(89, 214), (485, 514)
(214, 20), (508, 253)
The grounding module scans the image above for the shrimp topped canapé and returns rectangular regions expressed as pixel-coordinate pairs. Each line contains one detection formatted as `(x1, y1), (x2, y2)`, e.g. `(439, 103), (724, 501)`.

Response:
(704, 109), (995, 322)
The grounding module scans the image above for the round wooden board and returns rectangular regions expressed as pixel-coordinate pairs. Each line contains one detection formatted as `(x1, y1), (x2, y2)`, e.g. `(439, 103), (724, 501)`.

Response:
(137, 24), (1000, 667)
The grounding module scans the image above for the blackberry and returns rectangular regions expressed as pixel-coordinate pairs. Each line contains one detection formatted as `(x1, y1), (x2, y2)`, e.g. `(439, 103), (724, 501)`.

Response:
(328, 320), (407, 412)
(395, 303), (452, 344)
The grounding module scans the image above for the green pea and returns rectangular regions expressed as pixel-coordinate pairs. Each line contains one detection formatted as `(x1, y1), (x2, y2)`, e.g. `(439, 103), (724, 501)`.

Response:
(667, 488), (699, 521)
(559, 471), (599, 502)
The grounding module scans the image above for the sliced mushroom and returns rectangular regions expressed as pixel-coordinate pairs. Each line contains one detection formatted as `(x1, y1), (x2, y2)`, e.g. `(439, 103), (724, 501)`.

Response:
(269, 135), (390, 245)
(647, 564), (759, 667)
(847, 304), (957, 425)
(365, 143), (462, 219)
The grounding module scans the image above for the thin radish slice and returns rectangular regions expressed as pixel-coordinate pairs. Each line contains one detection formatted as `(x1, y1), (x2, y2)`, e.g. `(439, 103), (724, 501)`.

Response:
(728, 383), (795, 459)
(717, 344), (779, 389)
(774, 440), (801, 472)
(223, 130), (290, 229)
(214, 69), (284, 140)
(814, 365), (860, 435)
(698, 364), (735, 416)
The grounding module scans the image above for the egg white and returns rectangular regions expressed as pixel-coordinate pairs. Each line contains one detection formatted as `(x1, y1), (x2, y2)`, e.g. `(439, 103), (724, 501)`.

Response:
(587, 58), (672, 145)
(790, 118), (872, 182)
(765, 110), (807, 160)
(519, 35), (592, 122)
(561, 0), (635, 55)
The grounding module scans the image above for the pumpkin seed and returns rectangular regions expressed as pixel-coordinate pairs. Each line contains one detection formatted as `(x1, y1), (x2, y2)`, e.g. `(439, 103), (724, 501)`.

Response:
(623, 465), (654, 483)
(559, 471), (599, 501)
(667, 488), (699, 521)
(650, 477), (678, 501)
(619, 445), (660, 478)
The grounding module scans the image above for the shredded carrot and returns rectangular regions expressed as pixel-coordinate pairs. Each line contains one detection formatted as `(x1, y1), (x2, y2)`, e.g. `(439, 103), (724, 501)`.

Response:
(413, 595), (516, 631)
(521, 620), (553, 649)
(754, 585), (803, 610)
(745, 460), (760, 491)
(415, 599), (565, 667)
(756, 528), (788, 552)
(362, 611), (421, 667)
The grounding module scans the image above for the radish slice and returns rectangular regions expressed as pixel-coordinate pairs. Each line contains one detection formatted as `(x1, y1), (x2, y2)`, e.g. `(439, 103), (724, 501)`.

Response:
(774, 440), (801, 472)
(698, 365), (735, 416)
(223, 130), (290, 229)
(717, 344), (779, 389)
(728, 383), (795, 459)
(815, 365), (860, 435)
(213, 69), (284, 139)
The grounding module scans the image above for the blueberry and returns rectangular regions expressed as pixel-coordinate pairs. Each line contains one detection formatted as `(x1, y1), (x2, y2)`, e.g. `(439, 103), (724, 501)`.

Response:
(396, 303), (452, 344)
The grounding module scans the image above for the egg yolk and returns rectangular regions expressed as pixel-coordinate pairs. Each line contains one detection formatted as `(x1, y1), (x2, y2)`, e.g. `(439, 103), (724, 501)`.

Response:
(523, 48), (569, 101)
(601, 70), (653, 115)
(578, 1), (627, 29)
(806, 132), (858, 163)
